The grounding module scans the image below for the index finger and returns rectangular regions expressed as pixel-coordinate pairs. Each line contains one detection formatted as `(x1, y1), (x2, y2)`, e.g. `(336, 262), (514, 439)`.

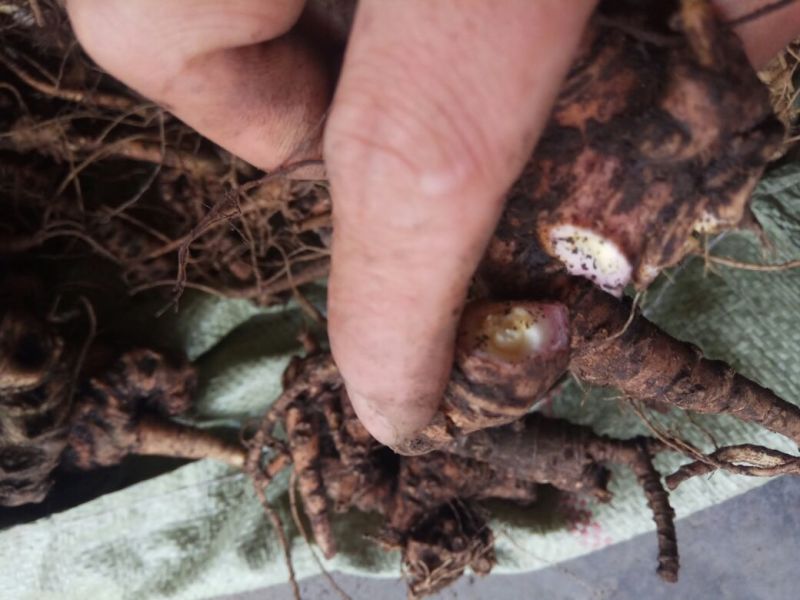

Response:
(65, 0), (334, 170)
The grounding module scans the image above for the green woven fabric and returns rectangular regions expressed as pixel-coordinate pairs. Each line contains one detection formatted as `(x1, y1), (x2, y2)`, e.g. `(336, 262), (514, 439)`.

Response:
(2, 165), (800, 599)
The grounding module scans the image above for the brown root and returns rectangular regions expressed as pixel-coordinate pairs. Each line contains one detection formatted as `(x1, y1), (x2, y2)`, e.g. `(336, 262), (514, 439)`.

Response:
(482, 0), (783, 298)
(451, 414), (616, 501)
(62, 348), (248, 470)
(630, 440), (679, 582)
(666, 444), (800, 489)
(0, 308), (63, 394)
(386, 450), (539, 534)
(564, 283), (800, 447)
(0, 435), (64, 506)
(245, 353), (340, 475)
(134, 416), (245, 468)
(286, 404), (336, 560)
(0, 332), (245, 506)
(262, 351), (678, 591)
(449, 411), (679, 582)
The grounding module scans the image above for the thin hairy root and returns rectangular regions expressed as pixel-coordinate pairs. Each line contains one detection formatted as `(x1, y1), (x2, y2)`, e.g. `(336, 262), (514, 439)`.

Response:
(1, 118), (226, 174)
(666, 444), (800, 489)
(26, 0), (44, 26)
(242, 446), (297, 597)
(286, 404), (336, 559)
(245, 354), (340, 475)
(128, 258), (331, 303)
(703, 254), (800, 272)
(724, 0), (799, 27)
(630, 441), (679, 582)
(173, 192), (240, 302)
(253, 481), (300, 600)
(627, 400), (709, 463)
(0, 51), (140, 112)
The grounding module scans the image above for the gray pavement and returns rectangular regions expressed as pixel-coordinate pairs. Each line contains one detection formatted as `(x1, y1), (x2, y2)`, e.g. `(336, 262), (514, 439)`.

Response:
(231, 475), (800, 599)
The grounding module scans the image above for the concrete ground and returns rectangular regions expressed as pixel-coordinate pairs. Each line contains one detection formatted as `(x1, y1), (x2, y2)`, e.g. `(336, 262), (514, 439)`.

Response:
(231, 475), (800, 599)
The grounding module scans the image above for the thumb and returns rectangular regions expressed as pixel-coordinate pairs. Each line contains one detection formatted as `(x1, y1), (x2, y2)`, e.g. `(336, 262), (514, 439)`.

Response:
(324, 0), (596, 446)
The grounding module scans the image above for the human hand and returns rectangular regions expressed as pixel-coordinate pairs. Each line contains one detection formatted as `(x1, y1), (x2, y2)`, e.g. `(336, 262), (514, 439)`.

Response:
(65, 0), (800, 447)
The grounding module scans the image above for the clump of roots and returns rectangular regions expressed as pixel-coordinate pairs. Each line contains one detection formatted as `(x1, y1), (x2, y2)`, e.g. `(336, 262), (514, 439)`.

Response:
(0, 292), (245, 507)
(398, 502), (495, 598)
(0, 1), (332, 310)
(245, 352), (680, 596)
(760, 36), (800, 150)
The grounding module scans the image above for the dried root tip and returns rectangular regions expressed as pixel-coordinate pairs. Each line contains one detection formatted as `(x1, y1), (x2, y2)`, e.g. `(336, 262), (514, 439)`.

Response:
(460, 302), (569, 362)
(631, 441), (679, 583)
(666, 444), (800, 490)
(286, 405), (336, 559)
(446, 302), (570, 432)
(401, 503), (495, 600)
(65, 348), (200, 469)
(66, 413), (247, 470)
(134, 416), (246, 468)
(108, 349), (196, 416)
(542, 225), (632, 296)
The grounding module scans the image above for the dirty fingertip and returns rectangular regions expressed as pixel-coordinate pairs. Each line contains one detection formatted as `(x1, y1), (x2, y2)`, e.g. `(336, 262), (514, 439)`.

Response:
(345, 388), (440, 449)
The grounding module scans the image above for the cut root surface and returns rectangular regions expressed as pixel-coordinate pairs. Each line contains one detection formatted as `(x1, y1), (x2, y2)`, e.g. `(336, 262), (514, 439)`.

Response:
(546, 225), (632, 296)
